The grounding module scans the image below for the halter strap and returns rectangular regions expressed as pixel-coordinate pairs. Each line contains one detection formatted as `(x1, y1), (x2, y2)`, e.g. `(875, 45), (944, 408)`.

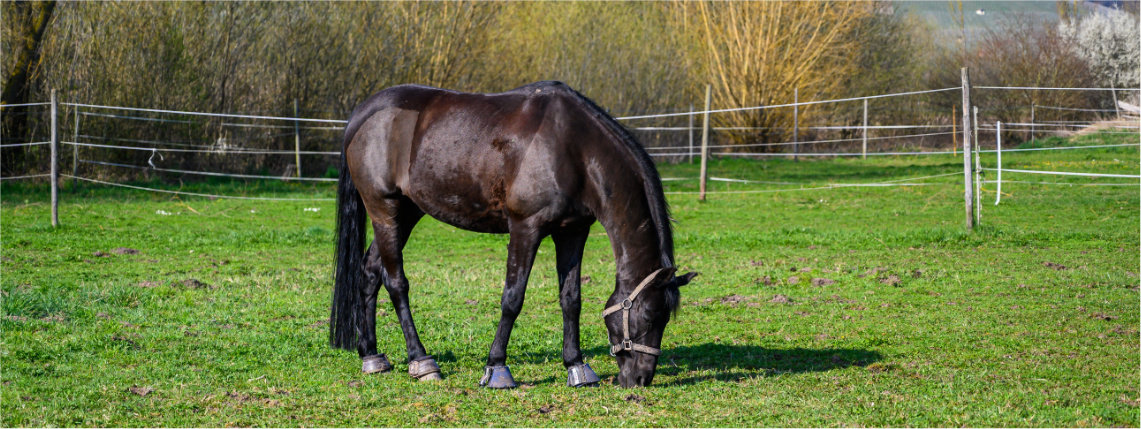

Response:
(602, 268), (666, 357)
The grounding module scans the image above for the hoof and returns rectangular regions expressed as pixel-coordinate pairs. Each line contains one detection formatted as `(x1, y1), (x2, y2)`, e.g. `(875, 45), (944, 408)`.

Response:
(409, 356), (443, 381)
(567, 363), (601, 387)
(479, 365), (517, 389)
(362, 354), (392, 374)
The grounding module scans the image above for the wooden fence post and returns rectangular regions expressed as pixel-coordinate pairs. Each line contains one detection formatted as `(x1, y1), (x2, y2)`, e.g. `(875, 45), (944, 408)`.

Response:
(952, 104), (957, 156)
(50, 89), (59, 227)
(961, 67), (974, 231)
(793, 88), (799, 162)
(688, 103), (694, 164)
(72, 104), (79, 187)
(294, 98), (301, 178)
(1030, 104), (1035, 141)
(698, 84), (711, 201)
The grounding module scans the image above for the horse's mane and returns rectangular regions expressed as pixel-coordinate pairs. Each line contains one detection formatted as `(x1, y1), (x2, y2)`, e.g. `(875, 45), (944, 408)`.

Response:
(547, 82), (675, 272)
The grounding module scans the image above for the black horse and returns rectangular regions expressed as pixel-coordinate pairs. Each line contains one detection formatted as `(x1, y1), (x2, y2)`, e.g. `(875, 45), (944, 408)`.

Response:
(329, 81), (697, 388)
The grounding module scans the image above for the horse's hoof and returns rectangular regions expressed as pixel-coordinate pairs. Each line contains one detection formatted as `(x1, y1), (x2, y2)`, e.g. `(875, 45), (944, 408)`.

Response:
(479, 365), (517, 389)
(362, 354), (393, 374)
(567, 363), (601, 387)
(409, 356), (443, 381)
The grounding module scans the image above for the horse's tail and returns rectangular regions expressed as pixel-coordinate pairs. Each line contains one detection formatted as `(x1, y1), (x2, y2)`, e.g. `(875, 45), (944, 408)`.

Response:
(330, 153), (367, 351)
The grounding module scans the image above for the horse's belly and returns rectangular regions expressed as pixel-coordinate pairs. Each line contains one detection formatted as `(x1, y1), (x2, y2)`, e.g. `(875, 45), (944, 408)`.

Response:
(413, 191), (511, 234)
(403, 163), (511, 234)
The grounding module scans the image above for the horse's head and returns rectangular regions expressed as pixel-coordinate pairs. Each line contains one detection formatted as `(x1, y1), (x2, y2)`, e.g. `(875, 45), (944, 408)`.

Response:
(604, 268), (698, 387)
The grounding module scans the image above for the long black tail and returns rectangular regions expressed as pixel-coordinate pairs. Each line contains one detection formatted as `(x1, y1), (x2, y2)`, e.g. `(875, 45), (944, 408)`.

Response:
(330, 154), (367, 351)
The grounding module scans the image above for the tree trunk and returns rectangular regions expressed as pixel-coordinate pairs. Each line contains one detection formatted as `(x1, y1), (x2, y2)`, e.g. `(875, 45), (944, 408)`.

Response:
(1, 0), (57, 176)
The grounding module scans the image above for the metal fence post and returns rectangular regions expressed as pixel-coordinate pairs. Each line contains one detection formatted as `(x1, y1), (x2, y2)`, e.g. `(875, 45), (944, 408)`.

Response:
(294, 98), (301, 178)
(698, 84), (711, 201)
(973, 105), (981, 225)
(961, 67), (974, 230)
(50, 89), (59, 227)
(862, 98), (868, 159)
(995, 121), (1002, 205)
(1030, 104), (1035, 141)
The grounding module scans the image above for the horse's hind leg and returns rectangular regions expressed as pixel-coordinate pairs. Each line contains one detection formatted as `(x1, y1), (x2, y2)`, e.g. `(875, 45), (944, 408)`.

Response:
(552, 226), (600, 387)
(358, 240), (392, 374)
(368, 201), (442, 381)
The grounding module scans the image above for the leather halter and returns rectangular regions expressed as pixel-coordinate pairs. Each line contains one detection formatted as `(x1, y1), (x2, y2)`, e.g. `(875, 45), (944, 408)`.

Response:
(602, 268), (666, 357)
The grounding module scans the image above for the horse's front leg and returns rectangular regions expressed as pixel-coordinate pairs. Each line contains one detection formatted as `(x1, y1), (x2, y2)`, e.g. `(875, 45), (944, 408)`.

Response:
(552, 226), (600, 387)
(481, 223), (543, 389)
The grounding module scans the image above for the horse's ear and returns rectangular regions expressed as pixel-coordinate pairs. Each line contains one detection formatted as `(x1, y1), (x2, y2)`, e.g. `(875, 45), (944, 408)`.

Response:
(675, 271), (698, 287)
(650, 267), (676, 287)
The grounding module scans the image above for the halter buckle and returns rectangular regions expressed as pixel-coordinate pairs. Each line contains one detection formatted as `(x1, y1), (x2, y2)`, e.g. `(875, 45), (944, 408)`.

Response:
(621, 299), (633, 309)
(622, 339), (633, 351)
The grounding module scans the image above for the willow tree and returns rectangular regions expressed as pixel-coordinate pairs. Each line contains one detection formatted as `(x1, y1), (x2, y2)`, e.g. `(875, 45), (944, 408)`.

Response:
(671, 1), (872, 149)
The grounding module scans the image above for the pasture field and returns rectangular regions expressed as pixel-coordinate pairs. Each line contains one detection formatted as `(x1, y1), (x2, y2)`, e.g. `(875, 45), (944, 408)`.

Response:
(2, 131), (1138, 427)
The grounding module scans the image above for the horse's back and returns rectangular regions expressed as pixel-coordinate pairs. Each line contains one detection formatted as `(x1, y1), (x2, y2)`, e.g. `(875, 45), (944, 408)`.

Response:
(345, 82), (592, 233)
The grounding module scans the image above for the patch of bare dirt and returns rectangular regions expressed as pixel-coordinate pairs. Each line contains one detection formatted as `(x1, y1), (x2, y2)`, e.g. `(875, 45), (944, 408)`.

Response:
(721, 294), (747, 305)
(1043, 262), (1068, 270)
(180, 279), (212, 289)
(537, 404), (553, 414)
(112, 247), (140, 255)
(129, 386), (154, 397)
(464, 299), (478, 306)
(769, 294), (792, 304)
(1090, 312), (1118, 321)
(138, 281), (160, 288)
(787, 276), (800, 285)
(756, 276), (773, 286)
(750, 260), (764, 267)
(860, 267), (886, 278)
(879, 275), (902, 287)
(93, 251), (109, 258)
(811, 278), (835, 287)
(625, 393), (650, 405)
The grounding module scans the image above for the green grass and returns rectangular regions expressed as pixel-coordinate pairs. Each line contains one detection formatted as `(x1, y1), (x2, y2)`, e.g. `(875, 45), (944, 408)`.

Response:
(2, 131), (1138, 426)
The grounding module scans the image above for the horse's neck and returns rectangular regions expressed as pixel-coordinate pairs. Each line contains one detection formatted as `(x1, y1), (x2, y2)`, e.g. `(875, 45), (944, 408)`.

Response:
(594, 185), (665, 288)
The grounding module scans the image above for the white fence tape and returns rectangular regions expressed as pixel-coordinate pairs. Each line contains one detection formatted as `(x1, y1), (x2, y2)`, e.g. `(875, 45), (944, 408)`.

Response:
(615, 87), (960, 120)
(0, 141), (51, 148)
(81, 159), (338, 182)
(0, 174), (50, 181)
(64, 102), (348, 124)
(63, 141), (339, 156)
(978, 86), (1141, 91)
(983, 167), (1140, 179)
(0, 102), (50, 108)
(645, 131), (956, 152)
(64, 175), (335, 201)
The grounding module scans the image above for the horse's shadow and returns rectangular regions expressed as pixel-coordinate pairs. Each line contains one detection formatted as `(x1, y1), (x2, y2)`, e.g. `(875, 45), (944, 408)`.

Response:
(524, 343), (883, 386)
